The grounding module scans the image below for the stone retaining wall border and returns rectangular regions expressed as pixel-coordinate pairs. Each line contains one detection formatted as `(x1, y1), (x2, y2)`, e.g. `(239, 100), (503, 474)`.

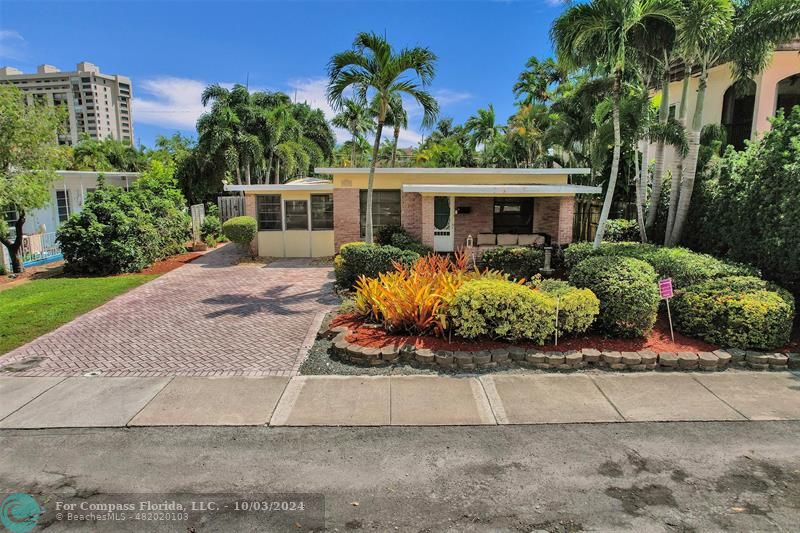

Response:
(328, 326), (800, 372)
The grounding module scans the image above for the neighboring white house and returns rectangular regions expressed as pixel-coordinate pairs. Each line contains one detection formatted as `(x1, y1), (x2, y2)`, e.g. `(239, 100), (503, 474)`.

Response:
(2, 170), (139, 270)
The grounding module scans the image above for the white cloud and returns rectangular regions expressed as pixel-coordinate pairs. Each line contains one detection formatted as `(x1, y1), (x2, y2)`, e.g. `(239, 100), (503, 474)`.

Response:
(433, 88), (472, 106)
(0, 30), (26, 61)
(135, 77), (208, 130)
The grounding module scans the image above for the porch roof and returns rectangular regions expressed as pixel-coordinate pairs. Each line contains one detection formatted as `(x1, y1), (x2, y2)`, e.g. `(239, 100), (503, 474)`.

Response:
(315, 167), (591, 175)
(224, 178), (334, 192)
(400, 183), (602, 196)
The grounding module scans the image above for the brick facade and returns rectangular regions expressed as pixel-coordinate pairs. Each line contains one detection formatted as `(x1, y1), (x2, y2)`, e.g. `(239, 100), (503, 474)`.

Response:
(420, 196), (435, 248)
(532, 197), (560, 242)
(244, 194), (258, 255)
(557, 196), (575, 244)
(400, 192), (422, 241)
(453, 197), (494, 248)
(333, 188), (360, 251)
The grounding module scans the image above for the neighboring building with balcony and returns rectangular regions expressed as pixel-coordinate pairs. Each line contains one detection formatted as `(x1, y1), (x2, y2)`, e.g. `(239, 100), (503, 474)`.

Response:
(657, 42), (799, 154)
(0, 61), (134, 145)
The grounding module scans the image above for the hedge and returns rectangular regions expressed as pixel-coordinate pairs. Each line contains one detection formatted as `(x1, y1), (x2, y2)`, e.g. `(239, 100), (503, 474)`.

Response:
(334, 242), (420, 289)
(449, 279), (556, 343)
(479, 247), (544, 281)
(672, 276), (794, 350)
(375, 225), (433, 256)
(569, 256), (660, 337)
(58, 162), (190, 275)
(683, 107), (800, 294)
(563, 242), (755, 288)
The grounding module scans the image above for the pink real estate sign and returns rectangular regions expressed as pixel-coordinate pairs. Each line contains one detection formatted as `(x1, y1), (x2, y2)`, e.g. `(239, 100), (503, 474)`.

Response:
(659, 278), (674, 299)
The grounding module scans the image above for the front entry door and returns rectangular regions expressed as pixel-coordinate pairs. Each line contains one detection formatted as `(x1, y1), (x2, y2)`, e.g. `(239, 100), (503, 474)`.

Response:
(433, 196), (454, 252)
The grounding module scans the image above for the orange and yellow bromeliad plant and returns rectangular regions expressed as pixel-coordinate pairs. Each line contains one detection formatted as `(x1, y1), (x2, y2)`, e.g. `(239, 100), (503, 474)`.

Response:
(353, 249), (513, 337)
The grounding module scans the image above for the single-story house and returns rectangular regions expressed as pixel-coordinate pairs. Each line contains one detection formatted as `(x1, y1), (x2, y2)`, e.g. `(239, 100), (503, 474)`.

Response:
(223, 167), (601, 257)
(1, 170), (139, 269)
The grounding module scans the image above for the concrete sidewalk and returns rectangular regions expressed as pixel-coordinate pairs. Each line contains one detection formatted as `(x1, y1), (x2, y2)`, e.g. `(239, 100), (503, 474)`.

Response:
(1, 371), (799, 428)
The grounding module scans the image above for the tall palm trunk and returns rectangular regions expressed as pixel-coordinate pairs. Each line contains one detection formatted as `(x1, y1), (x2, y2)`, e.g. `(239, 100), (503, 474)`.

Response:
(636, 140), (649, 243)
(593, 72), (622, 249)
(245, 160), (251, 185)
(646, 70), (670, 231)
(350, 126), (358, 167)
(364, 109), (385, 244)
(665, 73), (690, 244)
(390, 125), (400, 167)
(668, 65), (706, 246)
(266, 153), (274, 184)
(275, 160), (281, 185)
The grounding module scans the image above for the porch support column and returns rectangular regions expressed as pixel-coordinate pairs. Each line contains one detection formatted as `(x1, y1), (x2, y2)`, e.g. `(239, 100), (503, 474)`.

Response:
(420, 195), (435, 249)
(243, 194), (258, 255)
(333, 188), (361, 251)
(557, 196), (575, 245)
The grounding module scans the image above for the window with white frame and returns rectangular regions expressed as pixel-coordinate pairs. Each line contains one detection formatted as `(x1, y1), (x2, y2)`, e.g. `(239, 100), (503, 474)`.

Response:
(359, 190), (401, 237)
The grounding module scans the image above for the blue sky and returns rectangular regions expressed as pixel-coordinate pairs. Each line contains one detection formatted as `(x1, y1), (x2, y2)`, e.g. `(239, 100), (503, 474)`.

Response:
(0, 0), (567, 148)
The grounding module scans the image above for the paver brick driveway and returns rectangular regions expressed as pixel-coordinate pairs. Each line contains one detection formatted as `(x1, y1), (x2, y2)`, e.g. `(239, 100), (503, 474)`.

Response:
(0, 245), (337, 377)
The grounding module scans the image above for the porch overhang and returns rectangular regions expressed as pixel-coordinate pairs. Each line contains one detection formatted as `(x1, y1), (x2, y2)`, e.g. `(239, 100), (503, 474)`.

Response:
(401, 184), (602, 196)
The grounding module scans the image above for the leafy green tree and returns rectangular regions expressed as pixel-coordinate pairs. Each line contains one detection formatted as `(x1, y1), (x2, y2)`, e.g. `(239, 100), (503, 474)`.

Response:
(328, 32), (439, 243)
(0, 85), (65, 273)
(552, 0), (679, 248)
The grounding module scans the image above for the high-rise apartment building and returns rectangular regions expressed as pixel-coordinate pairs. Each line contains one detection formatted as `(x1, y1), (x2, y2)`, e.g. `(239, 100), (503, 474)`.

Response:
(0, 61), (133, 145)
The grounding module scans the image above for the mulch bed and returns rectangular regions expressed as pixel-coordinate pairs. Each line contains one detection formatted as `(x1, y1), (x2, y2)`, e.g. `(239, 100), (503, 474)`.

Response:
(136, 252), (203, 275)
(331, 311), (720, 353)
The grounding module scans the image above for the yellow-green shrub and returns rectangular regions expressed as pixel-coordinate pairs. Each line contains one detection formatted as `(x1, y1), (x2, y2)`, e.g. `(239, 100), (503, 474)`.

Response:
(672, 276), (794, 349)
(537, 279), (600, 336)
(449, 279), (556, 343)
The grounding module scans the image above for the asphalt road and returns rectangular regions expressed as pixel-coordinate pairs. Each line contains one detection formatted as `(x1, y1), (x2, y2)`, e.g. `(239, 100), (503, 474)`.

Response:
(1, 422), (799, 532)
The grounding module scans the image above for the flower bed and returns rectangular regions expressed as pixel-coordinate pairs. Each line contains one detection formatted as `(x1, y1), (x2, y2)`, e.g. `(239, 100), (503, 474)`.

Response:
(329, 241), (798, 372)
(326, 314), (799, 372)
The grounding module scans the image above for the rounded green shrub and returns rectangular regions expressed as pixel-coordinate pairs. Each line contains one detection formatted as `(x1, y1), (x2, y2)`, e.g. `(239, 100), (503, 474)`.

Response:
(672, 277), (795, 350)
(563, 242), (594, 271)
(375, 225), (432, 255)
(222, 216), (257, 249)
(449, 279), (556, 343)
(537, 279), (600, 336)
(335, 242), (420, 289)
(479, 246), (544, 281)
(569, 256), (660, 337)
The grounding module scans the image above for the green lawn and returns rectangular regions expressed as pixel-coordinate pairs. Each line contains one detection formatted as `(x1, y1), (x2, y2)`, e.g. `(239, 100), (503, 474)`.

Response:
(0, 275), (157, 355)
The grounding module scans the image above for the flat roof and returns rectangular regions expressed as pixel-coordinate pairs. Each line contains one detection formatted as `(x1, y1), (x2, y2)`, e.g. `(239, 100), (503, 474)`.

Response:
(55, 170), (140, 178)
(402, 184), (602, 195)
(225, 182), (334, 192)
(315, 167), (591, 175)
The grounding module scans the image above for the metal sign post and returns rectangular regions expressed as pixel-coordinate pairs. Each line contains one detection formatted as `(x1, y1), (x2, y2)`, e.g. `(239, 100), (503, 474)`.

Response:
(659, 278), (675, 342)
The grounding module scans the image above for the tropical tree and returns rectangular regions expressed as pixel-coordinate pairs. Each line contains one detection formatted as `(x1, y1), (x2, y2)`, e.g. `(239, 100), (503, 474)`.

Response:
(666, 0), (800, 244)
(0, 85), (65, 273)
(513, 57), (564, 105)
(327, 32), (439, 243)
(552, 0), (679, 248)
(382, 94), (408, 167)
(331, 97), (374, 166)
(465, 104), (502, 150)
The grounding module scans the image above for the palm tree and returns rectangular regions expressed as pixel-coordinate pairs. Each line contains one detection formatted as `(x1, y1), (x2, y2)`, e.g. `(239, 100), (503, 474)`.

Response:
(331, 98), (374, 166)
(552, 0), (679, 248)
(667, 0), (800, 244)
(327, 32), (439, 244)
(383, 94), (408, 167)
(513, 57), (563, 105)
(465, 104), (502, 150)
